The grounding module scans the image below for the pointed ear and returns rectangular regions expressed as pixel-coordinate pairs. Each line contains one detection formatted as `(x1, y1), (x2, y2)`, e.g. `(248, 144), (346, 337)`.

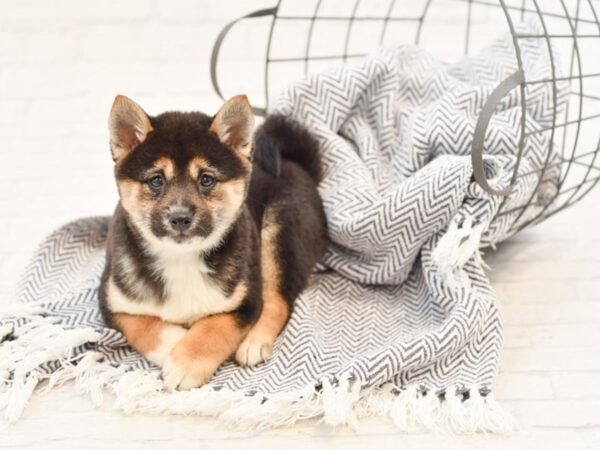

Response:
(108, 95), (153, 161)
(209, 95), (255, 157)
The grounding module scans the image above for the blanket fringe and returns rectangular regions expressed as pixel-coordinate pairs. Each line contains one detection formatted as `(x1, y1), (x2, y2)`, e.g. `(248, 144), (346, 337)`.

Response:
(356, 384), (518, 434)
(0, 318), (517, 434)
(432, 217), (485, 287)
(0, 312), (101, 422)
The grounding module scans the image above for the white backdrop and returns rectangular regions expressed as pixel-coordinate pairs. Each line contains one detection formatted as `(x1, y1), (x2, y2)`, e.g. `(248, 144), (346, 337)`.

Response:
(0, 0), (275, 296)
(0, 0), (479, 297)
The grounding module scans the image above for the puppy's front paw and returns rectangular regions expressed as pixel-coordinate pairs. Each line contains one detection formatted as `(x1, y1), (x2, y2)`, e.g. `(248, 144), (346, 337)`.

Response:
(146, 324), (187, 367)
(162, 351), (217, 391)
(235, 334), (274, 367)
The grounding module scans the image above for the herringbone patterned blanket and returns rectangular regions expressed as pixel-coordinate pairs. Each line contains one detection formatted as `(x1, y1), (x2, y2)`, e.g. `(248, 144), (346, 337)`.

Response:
(0, 24), (567, 432)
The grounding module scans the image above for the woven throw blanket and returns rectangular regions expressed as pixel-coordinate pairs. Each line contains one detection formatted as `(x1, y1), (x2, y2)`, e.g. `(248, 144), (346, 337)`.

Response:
(0, 23), (567, 432)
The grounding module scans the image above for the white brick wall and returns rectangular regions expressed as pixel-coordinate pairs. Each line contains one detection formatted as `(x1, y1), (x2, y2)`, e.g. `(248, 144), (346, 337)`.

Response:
(0, 0), (276, 294)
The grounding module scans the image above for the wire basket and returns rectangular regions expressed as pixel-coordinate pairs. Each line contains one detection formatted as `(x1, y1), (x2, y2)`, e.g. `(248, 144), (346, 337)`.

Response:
(210, 0), (600, 233)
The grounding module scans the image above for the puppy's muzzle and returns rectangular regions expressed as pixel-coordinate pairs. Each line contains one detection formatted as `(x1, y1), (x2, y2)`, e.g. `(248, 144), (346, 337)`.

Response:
(168, 210), (194, 232)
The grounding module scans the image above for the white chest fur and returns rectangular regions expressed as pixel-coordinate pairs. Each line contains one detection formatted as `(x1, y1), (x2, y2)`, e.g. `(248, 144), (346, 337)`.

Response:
(108, 249), (238, 326)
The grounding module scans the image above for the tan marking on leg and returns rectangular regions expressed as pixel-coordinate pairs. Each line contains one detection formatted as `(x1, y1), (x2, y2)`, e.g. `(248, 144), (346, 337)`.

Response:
(163, 313), (247, 390)
(113, 313), (186, 366)
(236, 213), (290, 367)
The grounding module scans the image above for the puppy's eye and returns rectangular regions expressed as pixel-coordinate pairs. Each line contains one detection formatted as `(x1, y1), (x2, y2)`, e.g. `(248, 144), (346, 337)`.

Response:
(148, 175), (165, 190)
(199, 174), (216, 188)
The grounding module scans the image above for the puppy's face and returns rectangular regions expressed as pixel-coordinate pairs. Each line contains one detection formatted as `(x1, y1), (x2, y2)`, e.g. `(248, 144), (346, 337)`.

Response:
(108, 95), (255, 252)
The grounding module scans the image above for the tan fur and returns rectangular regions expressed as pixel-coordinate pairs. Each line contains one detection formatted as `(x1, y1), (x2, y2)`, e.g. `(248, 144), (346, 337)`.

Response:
(113, 313), (187, 366)
(108, 265), (248, 328)
(209, 95), (254, 157)
(117, 179), (146, 218)
(188, 156), (211, 179)
(229, 281), (248, 305)
(116, 178), (159, 241)
(103, 96), (323, 389)
(155, 157), (175, 180)
(236, 212), (289, 366)
(117, 158), (246, 244)
(209, 178), (245, 213)
(164, 313), (247, 390)
(113, 313), (167, 354)
(109, 95), (153, 161)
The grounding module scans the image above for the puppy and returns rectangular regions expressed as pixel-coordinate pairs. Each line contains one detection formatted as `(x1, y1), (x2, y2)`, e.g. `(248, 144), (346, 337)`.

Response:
(99, 95), (327, 390)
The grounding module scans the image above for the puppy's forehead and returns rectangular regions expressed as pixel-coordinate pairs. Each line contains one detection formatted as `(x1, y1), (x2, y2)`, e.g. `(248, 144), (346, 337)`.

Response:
(154, 157), (175, 179)
(164, 143), (246, 180)
(120, 139), (246, 180)
(188, 156), (211, 178)
(117, 110), (249, 180)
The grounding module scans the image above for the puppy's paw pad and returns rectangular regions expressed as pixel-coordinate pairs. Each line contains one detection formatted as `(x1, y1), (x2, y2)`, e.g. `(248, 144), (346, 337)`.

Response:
(236, 337), (273, 367)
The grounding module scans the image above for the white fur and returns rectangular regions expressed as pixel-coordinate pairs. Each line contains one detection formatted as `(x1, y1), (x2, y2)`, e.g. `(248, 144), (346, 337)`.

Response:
(162, 353), (212, 391)
(162, 356), (187, 390)
(145, 324), (187, 366)
(109, 178), (248, 337)
(125, 176), (245, 257)
(236, 336), (273, 367)
(107, 252), (240, 325)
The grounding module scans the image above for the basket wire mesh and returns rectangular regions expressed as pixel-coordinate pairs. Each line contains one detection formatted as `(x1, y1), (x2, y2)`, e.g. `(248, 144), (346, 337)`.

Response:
(211, 0), (600, 233)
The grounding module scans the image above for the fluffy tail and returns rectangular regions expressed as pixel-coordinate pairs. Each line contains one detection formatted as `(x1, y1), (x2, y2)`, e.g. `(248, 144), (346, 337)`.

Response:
(253, 114), (322, 182)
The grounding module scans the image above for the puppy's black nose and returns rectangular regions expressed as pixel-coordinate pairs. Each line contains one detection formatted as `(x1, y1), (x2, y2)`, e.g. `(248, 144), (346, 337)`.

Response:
(169, 211), (193, 232)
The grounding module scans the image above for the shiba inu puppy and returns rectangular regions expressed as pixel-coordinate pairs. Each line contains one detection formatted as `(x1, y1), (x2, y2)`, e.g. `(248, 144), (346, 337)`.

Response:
(99, 95), (327, 390)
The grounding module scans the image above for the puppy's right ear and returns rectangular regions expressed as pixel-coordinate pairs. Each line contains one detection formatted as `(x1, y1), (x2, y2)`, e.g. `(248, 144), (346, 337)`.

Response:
(108, 95), (153, 161)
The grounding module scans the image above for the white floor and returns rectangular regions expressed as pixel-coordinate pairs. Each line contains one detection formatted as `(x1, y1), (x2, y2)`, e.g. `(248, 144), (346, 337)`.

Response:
(0, 178), (599, 449)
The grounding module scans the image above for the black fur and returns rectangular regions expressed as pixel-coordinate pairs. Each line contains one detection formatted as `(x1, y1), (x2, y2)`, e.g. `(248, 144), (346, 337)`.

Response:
(100, 107), (327, 334)
(254, 114), (323, 182)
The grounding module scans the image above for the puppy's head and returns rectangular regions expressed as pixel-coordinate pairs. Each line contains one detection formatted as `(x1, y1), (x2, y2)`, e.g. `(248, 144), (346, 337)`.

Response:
(108, 95), (254, 253)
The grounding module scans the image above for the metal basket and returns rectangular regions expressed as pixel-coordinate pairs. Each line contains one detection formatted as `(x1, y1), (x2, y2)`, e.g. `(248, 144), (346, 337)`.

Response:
(210, 0), (600, 233)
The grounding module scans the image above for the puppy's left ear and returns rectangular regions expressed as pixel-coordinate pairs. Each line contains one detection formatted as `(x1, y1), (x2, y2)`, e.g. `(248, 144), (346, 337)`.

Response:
(210, 95), (255, 157)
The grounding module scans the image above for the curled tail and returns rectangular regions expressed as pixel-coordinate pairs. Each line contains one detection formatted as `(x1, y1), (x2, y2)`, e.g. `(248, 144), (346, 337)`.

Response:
(253, 114), (322, 183)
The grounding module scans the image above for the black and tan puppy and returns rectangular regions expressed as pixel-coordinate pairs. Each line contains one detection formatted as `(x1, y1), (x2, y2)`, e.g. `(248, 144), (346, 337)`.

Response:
(99, 95), (327, 390)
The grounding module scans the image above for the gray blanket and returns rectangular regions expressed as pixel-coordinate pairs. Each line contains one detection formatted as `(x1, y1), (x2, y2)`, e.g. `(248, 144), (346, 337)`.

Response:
(0, 23), (567, 432)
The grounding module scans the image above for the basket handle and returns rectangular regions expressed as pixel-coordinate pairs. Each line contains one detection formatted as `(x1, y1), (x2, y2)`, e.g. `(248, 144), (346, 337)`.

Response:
(210, 7), (278, 117)
(471, 69), (525, 196)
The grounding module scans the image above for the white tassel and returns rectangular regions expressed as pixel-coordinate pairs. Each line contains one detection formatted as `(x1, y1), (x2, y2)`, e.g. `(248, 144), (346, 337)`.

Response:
(221, 385), (320, 430)
(442, 386), (466, 433)
(0, 312), (518, 434)
(475, 389), (519, 434)
(0, 304), (45, 320)
(416, 390), (443, 432)
(0, 318), (101, 422)
(4, 376), (38, 423)
(321, 376), (361, 428)
(432, 217), (485, 288)
(111, 370), (164, 414)
(389, 386), (421, 431)
(354, 382), (394, 419)
(76, 357), (126, 407)
(353, 384), (518, 435)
